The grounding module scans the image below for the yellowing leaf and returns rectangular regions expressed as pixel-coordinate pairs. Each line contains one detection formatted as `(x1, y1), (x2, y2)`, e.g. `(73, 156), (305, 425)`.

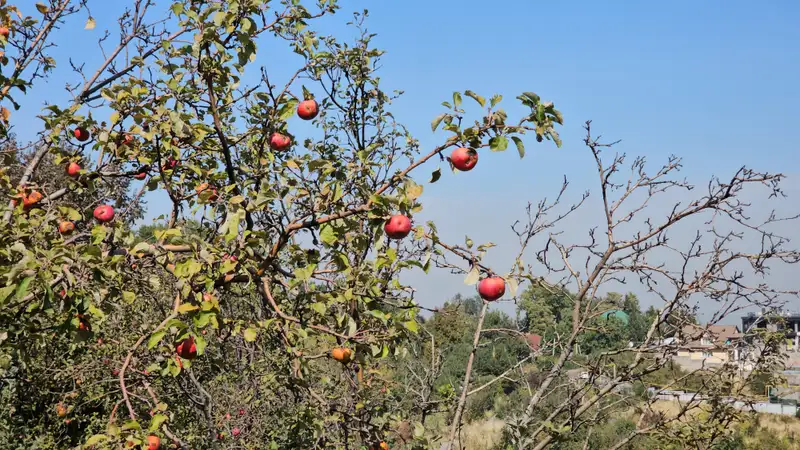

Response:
(464, 266), (480, 285)
(406, 182), (423, 200)
(177, 303), (199, 314)
(36, 3), (49, 14)
(243, 327), (257, 342)
(85, 17), (96, 30)
(0, 107), (10, 123)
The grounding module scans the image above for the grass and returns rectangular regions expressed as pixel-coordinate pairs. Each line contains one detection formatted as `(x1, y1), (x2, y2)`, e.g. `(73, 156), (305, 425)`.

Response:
(458, 418), (505, 450)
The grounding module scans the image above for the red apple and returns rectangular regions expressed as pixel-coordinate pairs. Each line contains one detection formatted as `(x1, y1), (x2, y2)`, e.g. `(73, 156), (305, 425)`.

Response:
(384, 214), (412, 240)
(161, 157), (178, 171)
(93, 205), (115, 223)
(450, 147), (478, 172)
(58, 221), (75, 234)
(133, 166), (149, 180)
(269, 132), (291, 151)
(232, 427), (241, 437)
(73, 127), (90, 142)
(147, 435), (160, 450)
(195, 183), (218, 202)
(478, 277), (506, 301)
(297, 99), (319, 120)
(0, 27), (9, 38)
(176, 336), (197, 360)
(23, 191), (43, 209)
(120, 133), (135, 146)
(225, 413), (231, 420)
(239, 408), (245, 416)
(66, 162), (81, 177)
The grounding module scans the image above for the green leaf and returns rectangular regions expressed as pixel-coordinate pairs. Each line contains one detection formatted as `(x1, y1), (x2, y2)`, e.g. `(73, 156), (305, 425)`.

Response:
(243, 327), (258, 342)
(452, 92), (462, 109)
(278, 98), (300, 121)
(489, 136), (509, 152)
(15, 276), (33, 300)
(403, 320), (419, 333)
(59, 206), (82, 221)
(511, 136), (525, 158)
(311, 302), (327, 315)
(122, 291), (135, 303)
(147, 331), (166, 350)
(149, 414), (168, 432)
(319, 223), (338, 246)
(431, 113), (446, 132)
(83, 435), (108, 448)
(429, 168), (441, 183)
(213, 11), (226, 27)
(490, 94), (503, 107)
(121, 420), (141, 431)
(91, 225), (107, 244)
(464, 266), (480, 285)
(464, 90), (486, 107)
(293, 264), (316, 282)
(0, 285), (15, 304)
(109, 111), (119, 124)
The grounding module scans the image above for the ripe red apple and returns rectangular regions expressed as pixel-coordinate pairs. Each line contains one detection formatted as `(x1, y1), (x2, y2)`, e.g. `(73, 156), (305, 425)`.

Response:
(58, 221), (75, 234)
(112, 368), (120, 376)
(176, 336), (197, 360)
(384, 214), (412, 240)
(269, 132), (291, 151)
(93, 205), (115, 223)
(232, 427), (241, 437)
(23, 191), (43, 209)
(478, 276), (506, 301)
(450, 147), (478, 171)
(225, 413), (231, 420)
(195, 183), (218, 202)
(120, 133), (135, 146)
(73, 127), (90, 142)
(66, 162), (81, 177)
(297, 99), (319, 120)
(331, 347), (353, 364)
(146, 435), (160, 450)
(239, 408), (245, 416)
(0, 27), (9, 38)
(133, 166), (149, 180)
(161, 157), (178, 171)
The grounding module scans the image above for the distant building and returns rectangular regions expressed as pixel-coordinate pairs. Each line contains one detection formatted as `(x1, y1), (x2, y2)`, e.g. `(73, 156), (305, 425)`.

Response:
(742, 311), (800, 353)
(676, 324), (743, 365)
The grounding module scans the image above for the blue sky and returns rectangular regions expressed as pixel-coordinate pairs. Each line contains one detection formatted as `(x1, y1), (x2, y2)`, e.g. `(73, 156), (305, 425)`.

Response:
(11, 1), (800, 321)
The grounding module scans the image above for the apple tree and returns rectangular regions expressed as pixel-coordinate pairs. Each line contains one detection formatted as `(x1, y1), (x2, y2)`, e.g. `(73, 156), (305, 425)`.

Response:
(0, 1), (564, 448)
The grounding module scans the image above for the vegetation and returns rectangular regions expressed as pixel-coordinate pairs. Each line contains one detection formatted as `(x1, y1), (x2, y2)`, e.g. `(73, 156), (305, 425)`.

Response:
(0, 1), (797, 449)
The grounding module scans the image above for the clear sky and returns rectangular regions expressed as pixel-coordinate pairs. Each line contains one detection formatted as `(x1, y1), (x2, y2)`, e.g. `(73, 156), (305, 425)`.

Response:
(11, 1), (800, 322)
